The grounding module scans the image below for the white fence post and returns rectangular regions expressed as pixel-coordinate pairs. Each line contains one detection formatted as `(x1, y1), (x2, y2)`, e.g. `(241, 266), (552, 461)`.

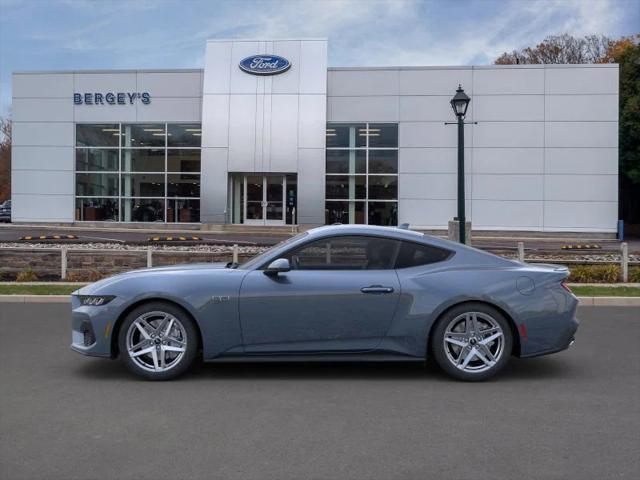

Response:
(517, 242), (525, 263)
(232, 244), (239, 264)
(147, 246), (153, 268)
(621, 242), (628, 283)
(60, 247), (67, 280)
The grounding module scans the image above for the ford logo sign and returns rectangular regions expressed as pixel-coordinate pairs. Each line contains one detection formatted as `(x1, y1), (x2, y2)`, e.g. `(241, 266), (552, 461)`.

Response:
(239, 55), (291, 75)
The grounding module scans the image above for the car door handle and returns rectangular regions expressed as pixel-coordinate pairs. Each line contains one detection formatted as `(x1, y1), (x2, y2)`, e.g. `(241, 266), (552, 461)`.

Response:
(360, 285), (394, 294)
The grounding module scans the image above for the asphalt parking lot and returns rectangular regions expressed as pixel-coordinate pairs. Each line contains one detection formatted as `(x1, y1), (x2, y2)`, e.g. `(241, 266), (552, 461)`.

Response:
(1, 304), (638, 480)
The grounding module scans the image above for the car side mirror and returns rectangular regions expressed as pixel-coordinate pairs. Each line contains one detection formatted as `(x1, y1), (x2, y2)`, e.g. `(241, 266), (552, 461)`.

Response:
(264, 258), (291, 275)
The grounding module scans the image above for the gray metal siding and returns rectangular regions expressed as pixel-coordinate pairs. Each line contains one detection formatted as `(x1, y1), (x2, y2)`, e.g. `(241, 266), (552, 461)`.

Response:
(327, 64), (619, 232)
(11, 70), (203, 223)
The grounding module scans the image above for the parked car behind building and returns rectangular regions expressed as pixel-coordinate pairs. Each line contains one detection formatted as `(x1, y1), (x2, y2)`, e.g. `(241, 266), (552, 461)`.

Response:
(0, 200), (11, 222)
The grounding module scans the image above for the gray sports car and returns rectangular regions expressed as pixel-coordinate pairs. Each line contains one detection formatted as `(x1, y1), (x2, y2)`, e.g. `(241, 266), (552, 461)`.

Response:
(71, 225), (579, 381)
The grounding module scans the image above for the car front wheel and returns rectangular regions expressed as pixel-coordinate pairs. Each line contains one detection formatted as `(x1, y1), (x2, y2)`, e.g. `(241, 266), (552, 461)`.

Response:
(118, 302), (198, 380)
(431, 303), (513, 381)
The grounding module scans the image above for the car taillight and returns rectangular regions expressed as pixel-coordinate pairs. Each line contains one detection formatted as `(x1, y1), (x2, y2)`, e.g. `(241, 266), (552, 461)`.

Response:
(561, 280), (572, 294)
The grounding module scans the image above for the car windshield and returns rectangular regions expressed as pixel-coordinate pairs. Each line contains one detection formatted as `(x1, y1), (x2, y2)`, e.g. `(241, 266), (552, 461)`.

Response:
(237, 231), (309, 270)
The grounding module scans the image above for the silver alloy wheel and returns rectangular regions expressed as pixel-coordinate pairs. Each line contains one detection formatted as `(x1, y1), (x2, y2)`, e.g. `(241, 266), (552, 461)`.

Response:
(443, 311), (505, 373)
(126, 311), (187, 373)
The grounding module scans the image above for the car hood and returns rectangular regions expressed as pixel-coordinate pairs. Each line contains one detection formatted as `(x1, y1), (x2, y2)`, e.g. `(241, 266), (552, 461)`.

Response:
(74, 262), (231, 295)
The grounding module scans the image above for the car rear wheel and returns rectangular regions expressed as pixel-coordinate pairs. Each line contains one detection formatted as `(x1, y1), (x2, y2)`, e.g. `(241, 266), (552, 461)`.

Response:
(431, 303), (512, 381)
(118, 302), (198, 380)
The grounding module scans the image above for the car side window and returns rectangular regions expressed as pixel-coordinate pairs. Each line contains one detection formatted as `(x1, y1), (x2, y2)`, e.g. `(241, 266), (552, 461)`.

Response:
(395, 241), (452, 268)
(284, 236), (400, 270)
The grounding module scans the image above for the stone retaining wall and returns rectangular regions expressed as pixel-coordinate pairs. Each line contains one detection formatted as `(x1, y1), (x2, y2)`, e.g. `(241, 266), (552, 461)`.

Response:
(0, 248), (255, 281)
(0, 249), (61, 280)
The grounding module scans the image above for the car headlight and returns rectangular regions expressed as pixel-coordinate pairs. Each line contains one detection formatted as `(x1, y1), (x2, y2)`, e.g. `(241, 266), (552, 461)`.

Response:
(77, 295), (115, 306)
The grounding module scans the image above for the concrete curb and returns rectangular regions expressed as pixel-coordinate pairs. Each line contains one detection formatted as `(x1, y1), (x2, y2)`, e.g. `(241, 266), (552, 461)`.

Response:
(0, 295), (639, 306)
(0, 295), (71, 303)
(576, 296), (640, 307)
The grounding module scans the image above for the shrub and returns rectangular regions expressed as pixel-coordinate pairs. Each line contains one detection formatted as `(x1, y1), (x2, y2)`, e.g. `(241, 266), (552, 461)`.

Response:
(16, 268), (38, 282)
(65, 269), (105, 282)
(568, 264), (620, 283)
(629, 266), (640, 283)
(87, 269), (104, 282)
(65, 271), (85, 282)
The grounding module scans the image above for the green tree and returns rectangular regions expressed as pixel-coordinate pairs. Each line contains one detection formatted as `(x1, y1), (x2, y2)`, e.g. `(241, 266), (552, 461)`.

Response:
(608, 36), (640, 224)
(0, 116), (10, 203)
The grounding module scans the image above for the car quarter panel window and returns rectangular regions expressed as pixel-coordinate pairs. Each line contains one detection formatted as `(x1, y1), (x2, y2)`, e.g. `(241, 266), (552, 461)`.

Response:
(284, 236), (400, 270)
(395, 241), (452, 268)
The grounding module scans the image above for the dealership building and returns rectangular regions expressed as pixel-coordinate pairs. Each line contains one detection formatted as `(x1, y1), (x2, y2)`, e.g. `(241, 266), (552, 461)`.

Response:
(11, 38), (619, 233)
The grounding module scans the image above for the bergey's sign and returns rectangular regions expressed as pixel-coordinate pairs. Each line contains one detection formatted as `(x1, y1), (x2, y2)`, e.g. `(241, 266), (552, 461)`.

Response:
(74, 92), (151, 105)
(239, 55), (291, 75)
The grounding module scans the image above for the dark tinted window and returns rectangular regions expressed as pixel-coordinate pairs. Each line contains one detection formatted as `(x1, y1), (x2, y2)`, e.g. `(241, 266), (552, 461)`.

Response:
(76, 124), (120, 147)
(395, 241), (452, 268)
(284, 235), (399, 270)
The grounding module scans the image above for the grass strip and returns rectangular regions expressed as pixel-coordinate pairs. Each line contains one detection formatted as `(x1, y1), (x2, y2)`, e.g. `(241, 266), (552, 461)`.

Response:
(570, 286), (640, 297)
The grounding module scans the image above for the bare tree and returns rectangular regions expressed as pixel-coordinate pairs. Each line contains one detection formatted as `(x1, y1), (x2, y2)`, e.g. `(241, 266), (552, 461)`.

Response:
(0, 116), (11, 202)
(495, 34), (612, 64)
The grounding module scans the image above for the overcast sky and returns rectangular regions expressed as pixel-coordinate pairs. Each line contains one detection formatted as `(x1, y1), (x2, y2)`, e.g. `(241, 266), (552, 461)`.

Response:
(1, 0), (639, 115)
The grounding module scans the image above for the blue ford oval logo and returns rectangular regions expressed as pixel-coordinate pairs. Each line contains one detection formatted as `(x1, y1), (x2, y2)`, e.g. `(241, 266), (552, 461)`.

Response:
(239, 55), (291, 75)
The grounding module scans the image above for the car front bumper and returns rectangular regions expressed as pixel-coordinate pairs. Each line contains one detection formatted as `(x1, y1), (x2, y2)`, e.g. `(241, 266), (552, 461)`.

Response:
(70, 295), (122, 358)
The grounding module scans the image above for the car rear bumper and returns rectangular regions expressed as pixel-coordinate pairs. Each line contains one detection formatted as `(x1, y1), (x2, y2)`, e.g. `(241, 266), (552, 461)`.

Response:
(520, 314), (579, 358)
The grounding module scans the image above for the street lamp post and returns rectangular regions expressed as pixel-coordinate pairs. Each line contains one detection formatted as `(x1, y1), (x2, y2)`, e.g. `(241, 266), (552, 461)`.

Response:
(449, 85), (471, 244)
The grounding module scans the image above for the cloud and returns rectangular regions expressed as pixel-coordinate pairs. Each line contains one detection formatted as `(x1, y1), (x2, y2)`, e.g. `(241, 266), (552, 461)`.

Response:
(0, 0), (636, 115)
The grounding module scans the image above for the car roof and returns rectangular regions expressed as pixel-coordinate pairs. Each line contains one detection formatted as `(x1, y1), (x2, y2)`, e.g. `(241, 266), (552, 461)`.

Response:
(306, 224), (427, 241)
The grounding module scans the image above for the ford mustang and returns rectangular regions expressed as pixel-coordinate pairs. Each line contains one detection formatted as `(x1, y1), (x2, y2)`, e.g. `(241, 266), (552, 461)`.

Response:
(71, 225), (579, 381)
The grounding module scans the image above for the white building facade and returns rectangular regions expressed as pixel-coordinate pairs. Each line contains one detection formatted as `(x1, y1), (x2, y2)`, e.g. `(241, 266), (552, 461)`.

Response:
(11, 38), (619, 233)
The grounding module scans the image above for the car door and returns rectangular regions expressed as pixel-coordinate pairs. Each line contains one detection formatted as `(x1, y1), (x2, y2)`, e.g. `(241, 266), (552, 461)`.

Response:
(239, 235), (402, 354)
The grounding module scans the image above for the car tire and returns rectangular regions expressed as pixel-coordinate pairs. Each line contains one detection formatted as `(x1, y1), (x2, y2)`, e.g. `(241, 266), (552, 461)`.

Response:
(118, 301), (198, 380)
(430, 303), (513, 381)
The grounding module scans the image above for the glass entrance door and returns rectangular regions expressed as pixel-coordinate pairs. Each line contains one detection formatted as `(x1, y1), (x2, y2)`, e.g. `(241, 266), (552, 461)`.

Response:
(265, 176), (284, 224)
(244, 176), (264, 223)
(243, 175), (286, 225)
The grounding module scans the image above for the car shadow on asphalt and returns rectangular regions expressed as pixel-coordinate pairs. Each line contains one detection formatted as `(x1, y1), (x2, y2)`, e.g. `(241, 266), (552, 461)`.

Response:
(73, 355), (578, 383)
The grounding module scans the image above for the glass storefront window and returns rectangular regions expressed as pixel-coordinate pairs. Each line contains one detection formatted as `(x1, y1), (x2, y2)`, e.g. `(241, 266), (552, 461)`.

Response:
(76, 173), (119, 197)
(121, 174), (165, 197)
(368, 176), (398, 200)
(368, 150), (398, 174)
(326, 175), (366, 200)
(75, 148), (118, 171)
(167, 174), (200, 197)
(325, 201), (366, 224)
(367, 124), (398, 148)
(121, 124), (166, 148)
(75, 123), (201, 223)
(76, 124), (120, 147)
(121, 199), (165, 222)
(167, 199), (200, 223)
(326, 150), (366, 174)
(325, 122), (399, 225)
(75, 198), (119, 221)
(121, 149), (165, 172)
(368, 202), (398, 226)
(326, 123), (366, 148)
(167, 150), (200, 172)
(168, 124), (202, 147)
